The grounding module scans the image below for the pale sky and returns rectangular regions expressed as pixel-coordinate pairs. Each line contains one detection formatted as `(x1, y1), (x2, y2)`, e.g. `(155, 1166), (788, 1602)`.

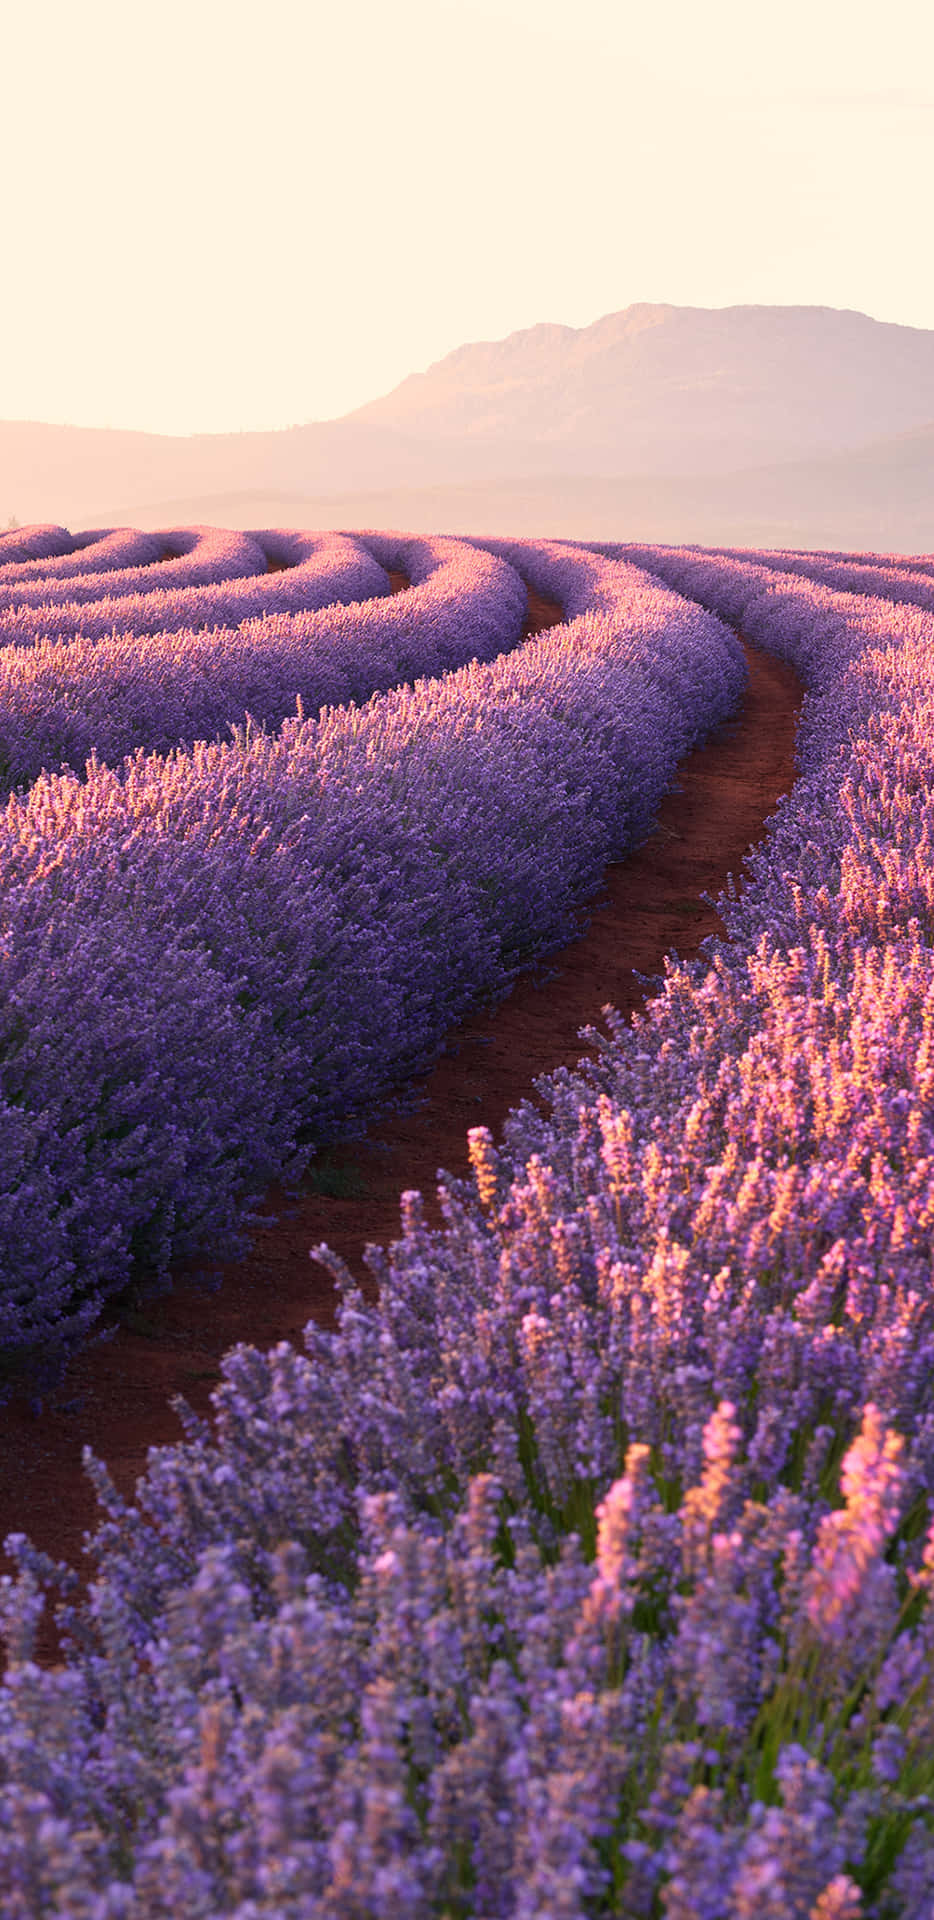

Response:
(3, 0), (933, 436)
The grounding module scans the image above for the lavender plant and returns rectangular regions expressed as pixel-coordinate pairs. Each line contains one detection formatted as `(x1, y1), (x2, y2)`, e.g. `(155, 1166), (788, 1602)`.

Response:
(0, 534), (527, 789)
(688, 544), (934, 617)
(0, 524), (75, 566)
(0, 527), (166, 587)
(0, 537), (739, 1357)
(0, 527), (367, 639)
(2, 541), (934, 1909)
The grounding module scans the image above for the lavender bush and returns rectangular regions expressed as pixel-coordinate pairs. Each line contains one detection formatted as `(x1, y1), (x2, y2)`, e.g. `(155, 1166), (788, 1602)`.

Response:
(0, 525), (75, 566)
(19, 537), (934, 1912)
(0, 527), (167, 587)
(698, 545), (934, 615)
(583, 538), (934, 641)
(0, 527), (269, 624)
(0, 534), (528, 789)
(706, 542), (934, 578)
(7, 539), (934, 1910)
(0, 527), (379, 642)
(0, 538), (739, 1358)
(465, 534), (644, 618)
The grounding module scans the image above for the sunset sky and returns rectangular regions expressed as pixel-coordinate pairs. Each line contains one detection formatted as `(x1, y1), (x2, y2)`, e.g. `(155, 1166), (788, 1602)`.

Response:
(4, 0), (933, 437)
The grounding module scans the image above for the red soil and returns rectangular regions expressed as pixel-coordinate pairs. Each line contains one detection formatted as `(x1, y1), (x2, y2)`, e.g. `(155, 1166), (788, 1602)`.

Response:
(0, 581), (801, 1667)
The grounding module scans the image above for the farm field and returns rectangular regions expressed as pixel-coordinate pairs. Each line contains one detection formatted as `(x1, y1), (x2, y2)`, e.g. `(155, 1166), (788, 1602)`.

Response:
(0, 523), (932, 1912)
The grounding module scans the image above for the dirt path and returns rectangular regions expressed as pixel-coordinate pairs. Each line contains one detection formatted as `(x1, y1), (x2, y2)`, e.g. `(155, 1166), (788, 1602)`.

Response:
(0, 584), (801, 1665)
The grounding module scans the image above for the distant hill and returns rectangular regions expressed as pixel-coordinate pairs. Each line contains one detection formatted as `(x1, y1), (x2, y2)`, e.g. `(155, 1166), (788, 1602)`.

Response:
(3, 304), (934, 550)
(84, 421), (933, 555)
(345, 303), (934, 476)
(0, 418), (512, 528)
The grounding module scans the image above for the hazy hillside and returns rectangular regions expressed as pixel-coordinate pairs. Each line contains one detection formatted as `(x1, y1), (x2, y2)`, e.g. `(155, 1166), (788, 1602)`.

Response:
(87, 421), (933, 554)
(346, 303), (934, 475)
(4, 304), (934, 549)
(0, 418), (516, 529)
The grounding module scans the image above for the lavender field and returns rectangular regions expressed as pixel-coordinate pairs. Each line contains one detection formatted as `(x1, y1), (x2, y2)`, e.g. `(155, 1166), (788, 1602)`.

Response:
(0, 523), (932, 1914)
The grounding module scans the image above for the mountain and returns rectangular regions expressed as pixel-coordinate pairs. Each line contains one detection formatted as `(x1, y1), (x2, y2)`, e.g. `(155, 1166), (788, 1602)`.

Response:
(3, 304), (934, 549)
(344, 303), (934, 476)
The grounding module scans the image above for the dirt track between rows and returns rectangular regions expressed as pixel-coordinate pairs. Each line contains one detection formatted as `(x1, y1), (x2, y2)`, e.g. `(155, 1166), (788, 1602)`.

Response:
(0, 578), (802, 1665)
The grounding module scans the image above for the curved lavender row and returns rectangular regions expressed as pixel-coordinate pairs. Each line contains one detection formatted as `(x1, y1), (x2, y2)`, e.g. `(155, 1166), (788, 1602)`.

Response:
(0, 529), (400, 651)
(713, 541), (934, 578)
(2, 557), (933, 1911)
(0, 535), (522, 790)
(596, 539), (933, 690)
(0, 550), (738, 1359)
(463, 535), (751, 835)
(574, 533), (934, 617)
(0, 527), (270, 634)
(0, 527), (95, 575)
(465, 530), (637, 617)
(7, 556), (934, 1912)
(0, 527), (165, 589)
(701, 541), (934, 610)
(0, 524), (74, 565)
(0, 527), (354, 614)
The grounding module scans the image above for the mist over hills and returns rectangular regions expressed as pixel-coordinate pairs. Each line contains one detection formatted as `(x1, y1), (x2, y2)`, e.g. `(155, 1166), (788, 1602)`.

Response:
(3, 304), (934, 550)
(347, 303), (934, 477)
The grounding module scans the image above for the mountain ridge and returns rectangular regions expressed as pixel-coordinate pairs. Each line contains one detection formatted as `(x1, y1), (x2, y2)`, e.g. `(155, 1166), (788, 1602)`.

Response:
(344, 302), (934, 472)
(4, 302), (934, 547)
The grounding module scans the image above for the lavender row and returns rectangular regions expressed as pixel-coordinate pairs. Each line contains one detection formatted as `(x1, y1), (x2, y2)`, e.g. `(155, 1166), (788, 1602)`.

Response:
(596, 538), (934, 689)
(0, 534), (527, 791)
(715, 541), (934, 580)
(6, 549), (934, 1911)
(463, 532), (640, 617)
(0, 545), (739, 1357)
(586, 533), (934, 620)
(0, 526), (166, 588)
(0, 524), (75, 566)
(0, 527), (298, 638)
(0, 527), (364, 618)
(703, 542), (934, 610)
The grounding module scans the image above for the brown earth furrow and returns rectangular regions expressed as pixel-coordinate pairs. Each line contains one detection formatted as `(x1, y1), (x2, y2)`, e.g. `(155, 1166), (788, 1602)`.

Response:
(0, 583), (801, 1666)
